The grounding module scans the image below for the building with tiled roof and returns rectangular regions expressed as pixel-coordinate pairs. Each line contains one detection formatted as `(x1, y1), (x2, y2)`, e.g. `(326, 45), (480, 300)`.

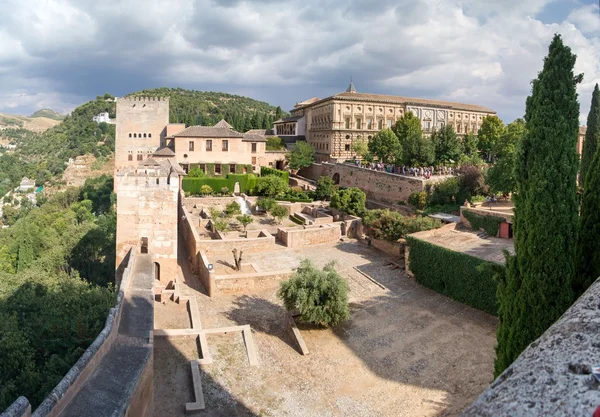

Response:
(213, 119), (234, 129)
(285, 81), (497, 162)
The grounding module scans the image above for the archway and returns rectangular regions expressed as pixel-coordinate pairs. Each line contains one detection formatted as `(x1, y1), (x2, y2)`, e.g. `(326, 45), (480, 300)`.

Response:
(154, 262), (161, 281)
(332, 173), (340, 185)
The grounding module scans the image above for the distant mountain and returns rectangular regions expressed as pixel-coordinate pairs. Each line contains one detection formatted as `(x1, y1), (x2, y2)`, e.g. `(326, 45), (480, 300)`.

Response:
(30, 108), (65, 121)
(128, 87), (288, 132)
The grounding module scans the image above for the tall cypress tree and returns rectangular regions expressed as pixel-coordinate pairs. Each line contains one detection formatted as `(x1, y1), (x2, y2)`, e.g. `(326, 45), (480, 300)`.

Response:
(580, 84), (600, 183)
(575, 87), (600, 296)
(495, 34), (581, 376)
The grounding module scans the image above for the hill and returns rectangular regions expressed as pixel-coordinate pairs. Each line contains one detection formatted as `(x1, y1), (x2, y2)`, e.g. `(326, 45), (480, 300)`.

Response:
(128, 87), (288, 132)
(0, 112), (61, 133)
(30, 108), (65, 121)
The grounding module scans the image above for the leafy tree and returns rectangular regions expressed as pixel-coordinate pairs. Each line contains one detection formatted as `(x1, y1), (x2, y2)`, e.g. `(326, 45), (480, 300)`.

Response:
(200, 184), (213, 195)
(431, 125), (462, 164)
(266, 136), (285, 151)
(393, 113), (434, 166)
(362, 209), (441, 242)
(212, 219), (230, 233)
(188, 167), (205, 178)
(486, 119), (527, 195)
(277, 260), (350, 327)
(495, 35), (581, 377)
(286, 141), (315, 170)
(462, 132), (479, 158)
(255, 175), (288, 198)
(236, 214), (254, 235)
(580, 84), (600, 184)
(314, 176), (337, 201)
(430, 177), (460, 205)
(368, 128), (402, 164)
(478, 115), (506, 162)
(458, 165), (486, 196)
(224, 201), (241, 218)
(257, 197), (276, 212)
(270, 204), (288, 224)
(330, 187), (366, 217)
(408, 191), (428, 210)
(351, 139), (369, 160)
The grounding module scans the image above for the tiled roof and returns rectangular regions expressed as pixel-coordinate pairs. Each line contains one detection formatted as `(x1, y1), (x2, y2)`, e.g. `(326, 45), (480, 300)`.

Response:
(245, 129), (275, 136)
(242, 133), (267, 142)
(153, 147), (176, 157)
(213, 119), (233, 129)
(173, 126), (244, 138)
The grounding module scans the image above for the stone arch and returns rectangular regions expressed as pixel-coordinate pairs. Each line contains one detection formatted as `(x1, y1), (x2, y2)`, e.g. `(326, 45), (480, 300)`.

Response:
(333, 173), (340, 185)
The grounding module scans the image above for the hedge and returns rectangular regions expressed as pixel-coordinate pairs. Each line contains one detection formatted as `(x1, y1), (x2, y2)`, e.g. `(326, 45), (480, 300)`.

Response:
(261, 166), (289, 182)
(235, 164), (254, 174)
(462, 210), (504, 237)
(406, 236), (502, 315)
(182, 173), (256, 195)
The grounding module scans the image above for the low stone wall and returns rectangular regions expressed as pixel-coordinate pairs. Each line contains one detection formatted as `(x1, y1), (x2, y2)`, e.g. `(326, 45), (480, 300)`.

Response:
(299, 162), (446, 205)
(1, 397), (31, 417)
(277, 223), (342, 248)
(198, 231), (276, 255)
(461, 277), (600, 417)
(26, 249), (139, 417)
(184, 196), (239, 210)
(370, 238), (405, 260)
(215, 270), (294, 292)
(197, 249), (216, 297)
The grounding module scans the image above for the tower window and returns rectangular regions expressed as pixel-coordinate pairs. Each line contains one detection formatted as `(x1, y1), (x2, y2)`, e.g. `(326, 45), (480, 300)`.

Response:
(222, 140), (228, 151)
(148, 133), (152, 138)
(189, 141), (194, 151)
(129, 133), (132, 138)
(128, 154), (133, 161)
(144, 133), (147, 138)
(206, 140), (212, 151)
(133, 133), (137, 138)
(137, 154), (143, 161)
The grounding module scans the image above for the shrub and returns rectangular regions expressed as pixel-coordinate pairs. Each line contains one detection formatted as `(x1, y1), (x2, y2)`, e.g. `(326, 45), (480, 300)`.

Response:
(363, 209), (441, 242)
(260, 166), (289, 183)
(224, 201), (241, 217)
(430, 177), (460, 205)
(200, 185), (213, 195)
(462, 210), (503, 236)
(314, 176), (337, 201)
(330, 187), (366, 217)
(236, 214), (253, 234)
(459, 165), (486, 196)
(408, 191), (428, 210)
(220, 187), (230, 195)
(212, 219), (229, 232)
(255, 175), (288, 198)
(270, 204), (288, 224)
(277, 260), (350, 327)
(266, 136), (285, 150)
(406, 236), (501, 315)
(188, 167), (205, 178)
(257, 197), (276, 212)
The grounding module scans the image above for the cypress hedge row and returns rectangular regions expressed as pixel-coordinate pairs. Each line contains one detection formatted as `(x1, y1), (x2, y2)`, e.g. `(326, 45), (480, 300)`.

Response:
(260, 166), (289, 182)
(462, 210), (504, 236)
(406, 236), (502, 315)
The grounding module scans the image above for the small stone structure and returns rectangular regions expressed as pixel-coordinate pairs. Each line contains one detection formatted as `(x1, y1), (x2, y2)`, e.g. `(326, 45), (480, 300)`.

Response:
(461, 277), (600, 417)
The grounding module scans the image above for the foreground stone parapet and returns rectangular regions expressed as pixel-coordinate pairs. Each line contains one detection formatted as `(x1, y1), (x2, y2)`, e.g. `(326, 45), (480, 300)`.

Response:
(0, 397), (30, 417)
(461, 278), (600, 417)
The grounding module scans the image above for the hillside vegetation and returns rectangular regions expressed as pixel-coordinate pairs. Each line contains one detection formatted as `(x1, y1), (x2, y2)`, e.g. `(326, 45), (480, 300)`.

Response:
(0, 175), (116, 409)
(129, 87), (287, 132)
(30, 108), (65, 121)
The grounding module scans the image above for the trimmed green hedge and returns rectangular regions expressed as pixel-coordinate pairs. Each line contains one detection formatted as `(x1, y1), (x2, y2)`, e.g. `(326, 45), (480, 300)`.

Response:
(182, 173), (256, 195)
(406, 236), (501, 315)
(463, 210), (504, 236)
(235, 164), (254, 174)
(261, 166), (289, 182)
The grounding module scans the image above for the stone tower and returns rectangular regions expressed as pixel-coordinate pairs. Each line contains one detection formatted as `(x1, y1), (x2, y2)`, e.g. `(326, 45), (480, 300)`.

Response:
(115, 97), (169, 171)
(114, 97), (183, 283)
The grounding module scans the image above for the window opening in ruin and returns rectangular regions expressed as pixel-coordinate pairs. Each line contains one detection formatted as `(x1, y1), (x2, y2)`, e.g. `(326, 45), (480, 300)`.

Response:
(154, 262), (161, 281)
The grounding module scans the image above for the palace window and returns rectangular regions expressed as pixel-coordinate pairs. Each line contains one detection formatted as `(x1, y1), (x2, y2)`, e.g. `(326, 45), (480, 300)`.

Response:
(457, 124), (462, 133)
(378, 119), (383, 129)
(345, 144), (350, 152)
(206, 140), (212, 151)
(345, 118), (350, 129)
(355, 118), (361, 129)
(222, 140), (228, 151)
(137, 154), (143, 161)
(252, 157), (257, 165)
(251, 143), (257, 153)
(367, 118), (372, 129)
(472, 125), (476, 133)
(439, 122), (445, 129)
(424, 121), (431, 131)
(128, 154), (133, 161)
(189, 141), (194, 151)
(215, 164), (221, 174)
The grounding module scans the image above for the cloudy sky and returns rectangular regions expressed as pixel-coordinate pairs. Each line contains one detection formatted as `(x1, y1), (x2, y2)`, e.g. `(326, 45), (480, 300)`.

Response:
(0, 0), (598, 124)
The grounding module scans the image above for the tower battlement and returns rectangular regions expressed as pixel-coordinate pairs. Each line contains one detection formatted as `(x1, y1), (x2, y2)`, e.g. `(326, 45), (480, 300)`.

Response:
(118, 96), (169, 103)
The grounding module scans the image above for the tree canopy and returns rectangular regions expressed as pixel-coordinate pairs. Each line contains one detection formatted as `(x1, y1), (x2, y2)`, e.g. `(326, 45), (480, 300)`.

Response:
(431, 125), (462, 164)
(477, 115), (506, 162)
(330, 187), (366, 217)
(368, 128), (402, 164)
(286, 141), (315, 170)
(393, 113), (434, 166)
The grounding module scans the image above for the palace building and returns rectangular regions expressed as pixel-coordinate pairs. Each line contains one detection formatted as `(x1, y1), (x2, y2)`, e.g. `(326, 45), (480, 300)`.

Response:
(275, 81), (496, 162)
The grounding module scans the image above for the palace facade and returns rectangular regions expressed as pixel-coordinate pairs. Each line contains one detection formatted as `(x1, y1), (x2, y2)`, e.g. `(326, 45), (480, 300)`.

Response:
(275, 82), (496, 162)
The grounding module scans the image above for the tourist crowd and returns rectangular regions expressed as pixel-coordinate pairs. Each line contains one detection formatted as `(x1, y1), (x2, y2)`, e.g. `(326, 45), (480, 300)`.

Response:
(353, 160), (490, 178)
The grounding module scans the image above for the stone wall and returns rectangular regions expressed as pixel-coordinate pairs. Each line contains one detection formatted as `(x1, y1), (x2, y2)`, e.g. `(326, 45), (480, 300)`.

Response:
(461, 277), (600, 417)
(198, 232), (276, 255)
(215, 270), (294, 292)
(197, 249), (216, 297)
(1, 397), (31, 417)
(370, 238), (405, 260)
(299, 162), (447, 205)
(460, 206), (513, 228)
(277, 223), (342, 248)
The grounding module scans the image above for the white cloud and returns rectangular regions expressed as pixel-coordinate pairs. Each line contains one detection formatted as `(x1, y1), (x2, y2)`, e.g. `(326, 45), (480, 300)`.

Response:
(0, 0), (597, 124)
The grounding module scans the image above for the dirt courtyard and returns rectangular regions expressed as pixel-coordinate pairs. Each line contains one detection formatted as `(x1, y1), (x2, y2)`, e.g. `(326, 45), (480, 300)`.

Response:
(153, 241), (497, 417)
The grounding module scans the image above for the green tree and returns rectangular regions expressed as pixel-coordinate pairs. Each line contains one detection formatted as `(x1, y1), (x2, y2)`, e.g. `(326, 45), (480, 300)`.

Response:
(368, 128), (401, 164)
(351, 139), (369, 159)
(462, 132), (479, 158)
(188, 167), (205, 178)
(314, 176), (337, 201)
(275, 106), (284, 120)
(486, 119), (527, 195)
(495, 34), (581, 376)
(212, 219), (229, 233)
(270, 204), (288, 224)
(286, 141), (315, 170)
(255, 175), (288, 198)
(330, 187), (366, 217)
(478, 115), (506, 162)
(579, 84), (600, 184)
(431, 125), (462, 164)
(236, 214), (254, 235)
(392, 113), (434, 166)
(200, 185), (213, 195)
(266, 136), (285, 151)
(277, 260), (350, 327)
(257, 197), (276, 212)
(224, 201), (241, 218)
